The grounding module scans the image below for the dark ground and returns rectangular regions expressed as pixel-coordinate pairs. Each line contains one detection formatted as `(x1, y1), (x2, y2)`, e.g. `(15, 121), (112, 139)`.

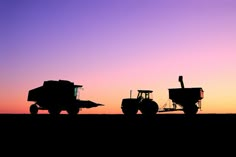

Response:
(1, 114), (235, 154)
(1, 113), (236, 130)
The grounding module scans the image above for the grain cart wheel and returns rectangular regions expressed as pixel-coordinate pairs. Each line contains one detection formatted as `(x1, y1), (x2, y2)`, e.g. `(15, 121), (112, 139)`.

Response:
(183, 104), (198, 115)
(30, 104), (38, 115)
(139, 100), (159, 116)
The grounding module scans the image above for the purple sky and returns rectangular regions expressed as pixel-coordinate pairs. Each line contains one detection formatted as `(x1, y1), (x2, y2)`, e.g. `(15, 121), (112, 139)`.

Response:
(1, 0), (236, 114)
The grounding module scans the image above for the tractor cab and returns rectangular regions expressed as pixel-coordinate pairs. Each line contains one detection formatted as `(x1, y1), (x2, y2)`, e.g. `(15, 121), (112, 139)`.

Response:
(137, 90), (153, 100)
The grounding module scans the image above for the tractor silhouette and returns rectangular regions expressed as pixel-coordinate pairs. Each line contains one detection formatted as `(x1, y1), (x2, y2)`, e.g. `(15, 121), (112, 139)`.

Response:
(121, 76), (204, 115)
(121, 90), (159, 116)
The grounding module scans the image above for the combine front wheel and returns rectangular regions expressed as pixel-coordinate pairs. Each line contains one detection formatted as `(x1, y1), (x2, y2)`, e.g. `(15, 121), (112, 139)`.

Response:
(48, 107), (61, 115)
(67, 105), (80, 115)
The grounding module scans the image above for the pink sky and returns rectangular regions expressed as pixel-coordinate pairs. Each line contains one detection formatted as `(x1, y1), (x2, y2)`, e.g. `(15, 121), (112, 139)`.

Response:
(1, 0), (236, 114)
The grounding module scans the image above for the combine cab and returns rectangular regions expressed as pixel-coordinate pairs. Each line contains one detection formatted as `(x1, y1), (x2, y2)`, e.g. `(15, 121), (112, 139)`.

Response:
(27, 80), (103, 115)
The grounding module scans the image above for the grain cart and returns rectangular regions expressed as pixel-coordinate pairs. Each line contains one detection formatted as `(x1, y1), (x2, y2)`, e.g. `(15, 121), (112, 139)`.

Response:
(161, 76), (204, 115)
(121, 90), (159, 115)
(27, 80), (104, 115)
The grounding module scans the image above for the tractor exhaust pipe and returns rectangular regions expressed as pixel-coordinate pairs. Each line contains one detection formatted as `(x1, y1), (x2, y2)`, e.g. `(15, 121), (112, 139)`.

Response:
(178, 75), (185, 89)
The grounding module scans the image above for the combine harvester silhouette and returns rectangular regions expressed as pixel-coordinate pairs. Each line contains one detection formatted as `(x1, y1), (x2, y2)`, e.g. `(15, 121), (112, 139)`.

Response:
(121, 76), (204, 116)
(27, 80), (104, 115)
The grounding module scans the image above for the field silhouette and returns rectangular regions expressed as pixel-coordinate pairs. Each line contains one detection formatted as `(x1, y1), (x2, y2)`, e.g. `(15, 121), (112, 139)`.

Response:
(1, 113), (235, 154)
(2, 113), (236, 134)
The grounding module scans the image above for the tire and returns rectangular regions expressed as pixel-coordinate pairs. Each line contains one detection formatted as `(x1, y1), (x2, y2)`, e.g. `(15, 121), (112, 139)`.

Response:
(67, 105), (80, 115)
(121, 106), (139, 115)
(30, 104), (38, 115)
(139, 100), (159, 116)
(48, 107), (61, 115)
(121, 98), (139, 115)
(183, 104), (198, 115)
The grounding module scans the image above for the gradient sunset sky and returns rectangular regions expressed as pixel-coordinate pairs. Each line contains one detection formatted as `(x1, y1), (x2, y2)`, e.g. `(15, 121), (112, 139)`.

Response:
(1, 0), (236, 114)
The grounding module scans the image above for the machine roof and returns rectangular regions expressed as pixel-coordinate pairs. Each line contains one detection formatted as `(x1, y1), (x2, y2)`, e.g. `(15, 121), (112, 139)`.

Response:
(137, 90), (153, 93)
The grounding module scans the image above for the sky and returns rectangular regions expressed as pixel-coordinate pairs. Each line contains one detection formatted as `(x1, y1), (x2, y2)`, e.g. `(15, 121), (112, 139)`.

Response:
(1, 0), (236, 114)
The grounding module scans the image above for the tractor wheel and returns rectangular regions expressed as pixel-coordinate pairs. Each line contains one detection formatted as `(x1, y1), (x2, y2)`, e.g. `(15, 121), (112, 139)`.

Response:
(121, 98), (139, 115)
(121, 106), (139, 115)
(183, 104), (198, 115)
(139, 100), (159, 116)
(30, 104), (38, 115)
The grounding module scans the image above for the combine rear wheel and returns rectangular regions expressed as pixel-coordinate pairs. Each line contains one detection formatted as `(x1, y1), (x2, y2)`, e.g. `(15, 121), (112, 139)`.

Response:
(30, 104), (38, 115)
